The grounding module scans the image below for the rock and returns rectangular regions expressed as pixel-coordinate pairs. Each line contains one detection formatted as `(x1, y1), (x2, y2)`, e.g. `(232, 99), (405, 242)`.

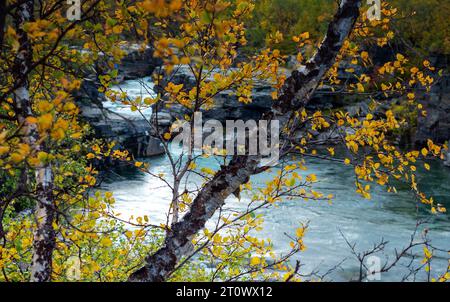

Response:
(79, 105), (165, 158)
(294, 126), (354, 145)
(444, 150), (450, 167)
(344, 100), (370, 117)
(71, 44), (165, 158)
(414, 75), (450, 146)
(73, 77), (106, 108)
(151, 112), (173, 127)
(118, 46), (162, 81)
(144, 136), (166, 156)
(151, 65), (277, 132)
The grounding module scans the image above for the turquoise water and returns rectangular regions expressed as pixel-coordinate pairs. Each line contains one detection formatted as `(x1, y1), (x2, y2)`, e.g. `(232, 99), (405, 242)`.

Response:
(100, 151), (450, 281)
(100, 78), (450, 281)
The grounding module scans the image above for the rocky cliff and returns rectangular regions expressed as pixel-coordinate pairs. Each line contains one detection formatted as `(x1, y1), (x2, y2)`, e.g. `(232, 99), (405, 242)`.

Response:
(75, 47), (164, 158)
(151, 64), (450, 166)
(74, 47), (450, 166)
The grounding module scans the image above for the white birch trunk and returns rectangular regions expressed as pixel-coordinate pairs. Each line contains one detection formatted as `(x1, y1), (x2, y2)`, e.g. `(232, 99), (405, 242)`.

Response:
(13, 0), (56, 282)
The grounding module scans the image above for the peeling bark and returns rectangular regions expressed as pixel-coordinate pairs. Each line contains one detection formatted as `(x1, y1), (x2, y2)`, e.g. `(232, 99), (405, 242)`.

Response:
(30, 164), (55, 282)
(274, 0), (361, 116)
(128, 0), (362, 282)
(129, 156), (259, 282)
(12, 0), (56, 282)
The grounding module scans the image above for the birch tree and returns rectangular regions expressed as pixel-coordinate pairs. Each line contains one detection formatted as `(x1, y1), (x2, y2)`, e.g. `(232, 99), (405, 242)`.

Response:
(0, 0), (448, 282)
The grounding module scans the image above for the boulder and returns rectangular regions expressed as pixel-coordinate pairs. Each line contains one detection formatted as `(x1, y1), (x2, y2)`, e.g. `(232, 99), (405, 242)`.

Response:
(118, 46), (162, 81)
(79, 104), (165, 158)
(414, 75), (450, 145)
(444, 150), (450, 167)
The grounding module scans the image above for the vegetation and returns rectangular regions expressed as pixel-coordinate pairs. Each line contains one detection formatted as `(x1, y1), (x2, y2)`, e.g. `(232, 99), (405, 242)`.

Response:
(247, 0), (450, 56)
(0, 0), (448, 282)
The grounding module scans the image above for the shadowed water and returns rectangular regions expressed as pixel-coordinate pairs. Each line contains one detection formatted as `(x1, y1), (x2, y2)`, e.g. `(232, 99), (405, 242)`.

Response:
(100, 78), (450, 281)
(100, 148), (449, 281)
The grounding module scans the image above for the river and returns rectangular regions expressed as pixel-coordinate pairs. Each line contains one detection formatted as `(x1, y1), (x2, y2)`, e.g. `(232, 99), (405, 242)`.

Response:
(100, 78), (450, 281)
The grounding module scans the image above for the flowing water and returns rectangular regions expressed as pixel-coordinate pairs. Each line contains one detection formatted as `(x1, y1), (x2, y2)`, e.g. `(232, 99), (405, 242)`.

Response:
(103, 76), (154, 119)
(100, 78), (450, 281)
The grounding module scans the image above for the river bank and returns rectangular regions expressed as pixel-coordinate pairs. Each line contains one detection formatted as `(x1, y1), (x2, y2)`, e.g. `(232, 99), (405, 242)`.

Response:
(98, 146), (450, 281)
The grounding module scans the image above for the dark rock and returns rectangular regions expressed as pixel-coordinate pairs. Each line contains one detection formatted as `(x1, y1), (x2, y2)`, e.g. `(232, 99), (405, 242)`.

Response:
(79, 105), (165, 158)
(118, 46), (162, 81)
(444, 150), (450, 167)
(73, 77), (106, 108)
(344, 100), (370, 117)
(71, 45), (165, 158)
(151, 65), (276, 133)
(414, 75), (450, 146)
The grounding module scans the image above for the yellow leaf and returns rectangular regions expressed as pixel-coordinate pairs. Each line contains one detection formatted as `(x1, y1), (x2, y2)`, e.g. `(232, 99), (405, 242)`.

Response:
(327, 147), (335, 156)
(361, 51), (369, 61)
(166, 82), (184, 94)
(0, 146), (9, 156)
(135, 161), (143, 167)
(169, 0), (182, 11)
(112, 25), (123, 34)
(300, 32), (309, 39)
(37, 101), (53, 113)
(356, 83), (365, 92)
(37, 151), (48, 163)
(100, 237), (113, 247)
(295, 227), (305, 238)
(421, 148), (428, 157)
(306, 174), (317, 182)
(70, 132), (82, 139)
(250, 257), (261, 266)
(26, 116), (38, 124)
(38, 113), (53, 131)
(10, 153), (24, 163)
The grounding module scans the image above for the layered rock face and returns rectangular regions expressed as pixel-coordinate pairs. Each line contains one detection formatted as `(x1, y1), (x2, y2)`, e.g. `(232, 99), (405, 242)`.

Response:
(75, 48), (165, 158)
(151, 66), (274, 127)
(151, 64), (450, 166)
(150, 63), (376, 150)
(74, 46), (450, 166)
(79, 103), (164, 157)
(150, 65), (361, 130)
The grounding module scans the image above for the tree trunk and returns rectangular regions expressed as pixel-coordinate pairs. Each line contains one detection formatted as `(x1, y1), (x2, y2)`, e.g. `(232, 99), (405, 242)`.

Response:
(0, 0), (6, 47)
(30, 164), (55, 282)
(12, 0), (56, 282)
(128, 0), (362, 282)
